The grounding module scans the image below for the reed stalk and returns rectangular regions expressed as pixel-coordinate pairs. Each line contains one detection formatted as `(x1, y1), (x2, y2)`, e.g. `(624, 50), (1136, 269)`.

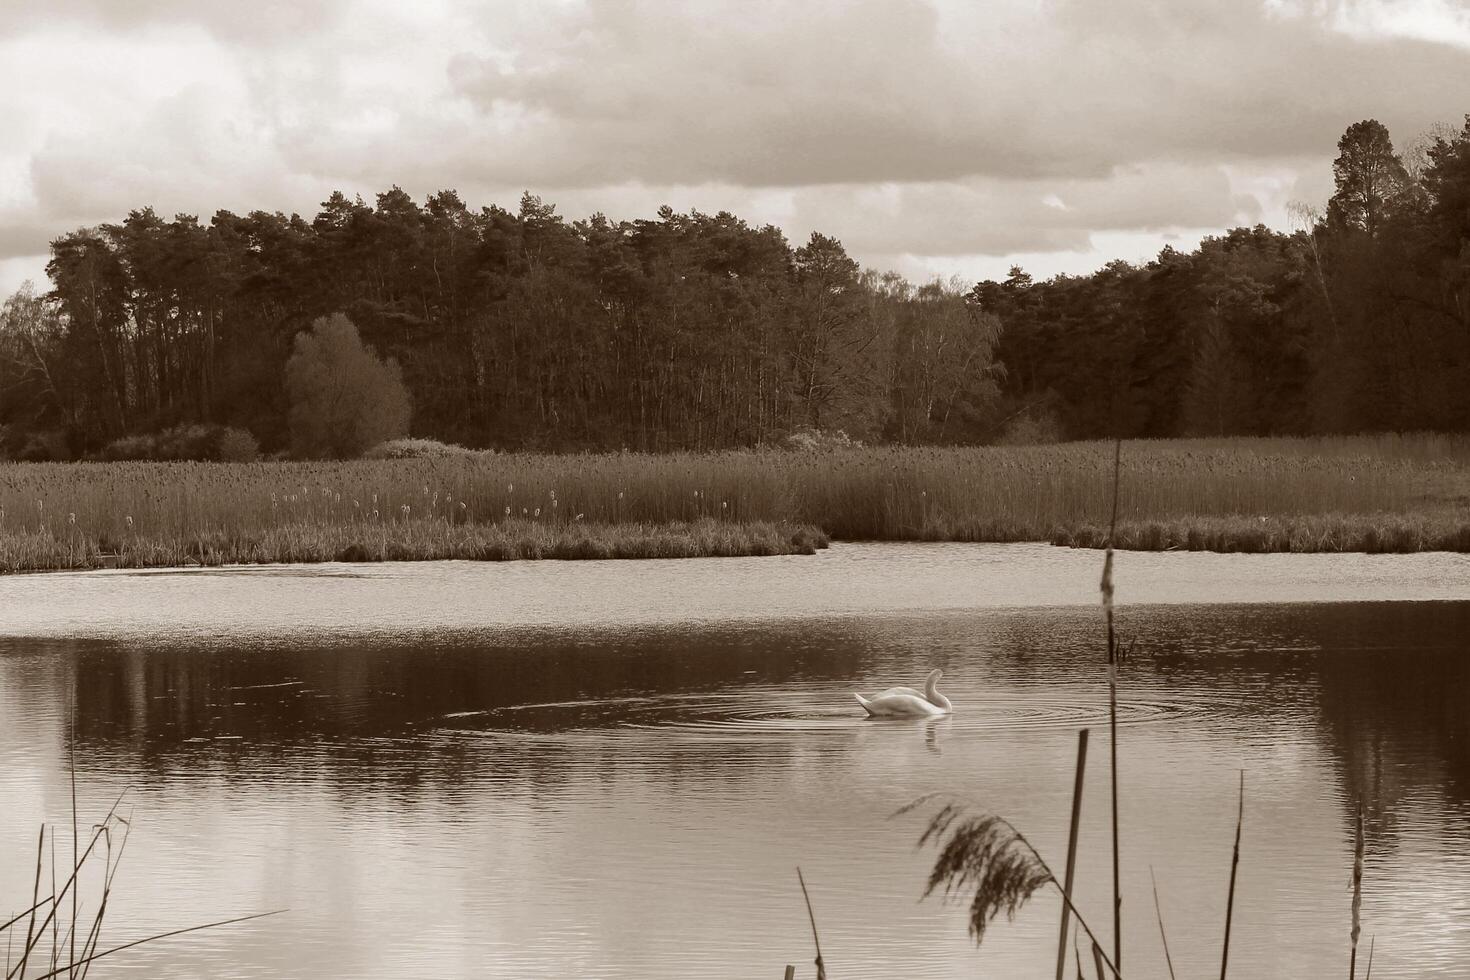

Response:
(5, 740), (281, 980)
(69, 703), (77, 980)
(1055, 728), (1090, 980)
(1149, 866), (1177, 980)
(1102, 438), (1123, 974)
(1350, 804), (1364, 979)
(1220, 770), (1244, 980)
(47, 835), (57, 976)
(26, 911), (286, 980)
(20, 827), (44, 980)
(796, 867), (827, 980)
(903, 795), (1123, 978)
(6, 790), (130, 978)
(3, 810), (280, 980)
(0, 903), (50, 936)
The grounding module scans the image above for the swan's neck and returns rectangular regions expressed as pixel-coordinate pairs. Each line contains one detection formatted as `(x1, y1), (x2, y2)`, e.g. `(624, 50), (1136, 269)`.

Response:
(925, 675), (952, 710)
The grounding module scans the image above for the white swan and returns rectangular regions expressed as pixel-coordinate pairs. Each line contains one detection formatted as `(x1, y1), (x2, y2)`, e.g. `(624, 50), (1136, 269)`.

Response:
(855, 669), (953, 717)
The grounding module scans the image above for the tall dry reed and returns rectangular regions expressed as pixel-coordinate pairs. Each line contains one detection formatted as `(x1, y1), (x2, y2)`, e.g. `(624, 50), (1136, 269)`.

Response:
(1, 434), (1465, 569)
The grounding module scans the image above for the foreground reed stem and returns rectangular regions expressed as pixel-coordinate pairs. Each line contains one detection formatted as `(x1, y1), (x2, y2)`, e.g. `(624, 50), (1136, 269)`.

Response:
(1350, 804), (1364, 979)
(796, 867), (827, 980)
(1055, 728), (1089, 980)
(1102, 437), (1123, 973)
(904, 795), (1123, 979)
(1150, 866), (1178, 980)
(1221, 770), (1244, 980)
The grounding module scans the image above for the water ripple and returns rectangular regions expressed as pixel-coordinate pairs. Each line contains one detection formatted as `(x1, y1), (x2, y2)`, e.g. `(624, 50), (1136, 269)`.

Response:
(430, 686), (1230, 744)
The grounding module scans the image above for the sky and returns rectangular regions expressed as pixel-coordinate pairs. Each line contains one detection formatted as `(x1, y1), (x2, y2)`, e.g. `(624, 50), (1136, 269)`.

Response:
(3, 0), (1470, 296)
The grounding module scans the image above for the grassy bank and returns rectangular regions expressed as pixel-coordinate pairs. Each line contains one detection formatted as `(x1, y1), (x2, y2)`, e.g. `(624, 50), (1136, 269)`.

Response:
(1, 434), (1466, 569)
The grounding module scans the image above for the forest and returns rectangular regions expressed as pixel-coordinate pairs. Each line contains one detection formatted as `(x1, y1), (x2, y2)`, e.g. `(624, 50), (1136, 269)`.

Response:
(2, 116), (1468, 460)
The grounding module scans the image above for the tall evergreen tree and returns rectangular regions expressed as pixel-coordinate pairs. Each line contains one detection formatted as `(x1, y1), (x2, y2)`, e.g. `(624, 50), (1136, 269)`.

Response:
(1327, 120), (1411, 238)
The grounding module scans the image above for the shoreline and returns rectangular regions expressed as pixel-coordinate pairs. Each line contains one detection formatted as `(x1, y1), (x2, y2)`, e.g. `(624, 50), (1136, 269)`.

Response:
(0, 518), (831, 574)
(4, 509), (1468, 574)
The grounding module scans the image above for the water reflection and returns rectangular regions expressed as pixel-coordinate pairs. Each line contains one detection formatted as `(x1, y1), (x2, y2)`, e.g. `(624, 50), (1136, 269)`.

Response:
(2, 595), (1469, 978)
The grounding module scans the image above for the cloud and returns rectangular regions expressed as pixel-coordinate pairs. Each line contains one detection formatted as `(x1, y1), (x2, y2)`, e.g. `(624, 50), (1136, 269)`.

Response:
(453, 159), (1256, 263)
(0, 223), (53, 262)
(2, 0), (1469, 290)
(28, 81), (316, 224)
(889, 227), (1236, 285)
(785, 164), (1262, 257)
(440, 0), (1470, 187)
(0, 255), (48, 296)
(0, 0), (351, 44)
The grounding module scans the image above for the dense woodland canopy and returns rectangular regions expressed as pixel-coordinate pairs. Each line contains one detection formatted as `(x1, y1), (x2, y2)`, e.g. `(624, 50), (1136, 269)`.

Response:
(3, 116), (1470, 459)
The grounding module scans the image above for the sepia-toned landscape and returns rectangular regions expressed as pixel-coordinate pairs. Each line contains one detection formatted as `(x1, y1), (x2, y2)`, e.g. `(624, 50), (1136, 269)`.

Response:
(3, 2), (1469, 978)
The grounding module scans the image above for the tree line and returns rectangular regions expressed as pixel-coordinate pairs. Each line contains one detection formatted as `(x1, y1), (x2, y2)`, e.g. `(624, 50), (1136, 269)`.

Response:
(2, 116), (1468, 459)
(975, 117), (1470, 441)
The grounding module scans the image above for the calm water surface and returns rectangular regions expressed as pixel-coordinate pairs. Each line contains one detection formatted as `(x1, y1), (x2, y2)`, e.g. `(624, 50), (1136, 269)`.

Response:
(1, 543), (1468, 979)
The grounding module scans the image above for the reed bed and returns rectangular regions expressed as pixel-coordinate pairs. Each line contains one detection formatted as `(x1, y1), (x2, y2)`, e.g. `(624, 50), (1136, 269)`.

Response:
(0, 434), (1465, 570)
(0, 518), (827, 572)
(788, 437), (1468, 540)
(1055, 513), (1470, 553)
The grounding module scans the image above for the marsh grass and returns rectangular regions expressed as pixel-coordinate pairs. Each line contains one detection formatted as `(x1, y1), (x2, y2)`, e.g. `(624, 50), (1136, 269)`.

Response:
(5, 793), (131, 980)
(1055, 513), (1470, 553)
(0, 518), (827, 572)
(4, 788), (284, 980)
(0, 434), (1465, 570)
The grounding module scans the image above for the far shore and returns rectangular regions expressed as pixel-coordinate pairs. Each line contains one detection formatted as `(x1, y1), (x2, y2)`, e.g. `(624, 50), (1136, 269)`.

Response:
(2, 435), (1467, 572)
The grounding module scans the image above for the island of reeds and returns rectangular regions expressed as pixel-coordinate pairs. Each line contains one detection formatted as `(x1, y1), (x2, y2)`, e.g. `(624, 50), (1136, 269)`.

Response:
(4, 117), (1470, 569)
(1, 435), (1467, 571)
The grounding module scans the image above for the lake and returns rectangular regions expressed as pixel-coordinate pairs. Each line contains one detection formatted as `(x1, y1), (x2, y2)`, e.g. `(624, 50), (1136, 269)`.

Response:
(1, 543), (1468, 979)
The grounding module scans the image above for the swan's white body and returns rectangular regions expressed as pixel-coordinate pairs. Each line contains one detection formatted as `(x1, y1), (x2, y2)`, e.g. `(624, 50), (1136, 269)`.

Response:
(855, 669), (952, 717)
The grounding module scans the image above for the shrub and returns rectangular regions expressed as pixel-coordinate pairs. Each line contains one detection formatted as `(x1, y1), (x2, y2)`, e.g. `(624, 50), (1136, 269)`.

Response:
(285, 313), (411, 459)
(362, 438), (476, 459)
(101, 424), (260, 462)
(155, 425), (216, 460)
(782, 426), (858, 451)
(101, 433), (156, 461)
(17, 430), (71, 462)
(994, 409), (1064, 446)
(217, 427), (261, 462)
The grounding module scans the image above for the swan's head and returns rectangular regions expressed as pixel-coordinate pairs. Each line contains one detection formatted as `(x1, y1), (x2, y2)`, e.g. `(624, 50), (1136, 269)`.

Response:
(925, 669), (943, 686)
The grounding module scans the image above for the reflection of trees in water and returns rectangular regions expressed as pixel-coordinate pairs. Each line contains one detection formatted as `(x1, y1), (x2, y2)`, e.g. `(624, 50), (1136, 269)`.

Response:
(54, 624), (905, 798)
(973, 601), (1470, 849)
(1308, 603), (1470, 843)
(1100, 601), (1469, 848)
(34, 603), (1470, 827)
